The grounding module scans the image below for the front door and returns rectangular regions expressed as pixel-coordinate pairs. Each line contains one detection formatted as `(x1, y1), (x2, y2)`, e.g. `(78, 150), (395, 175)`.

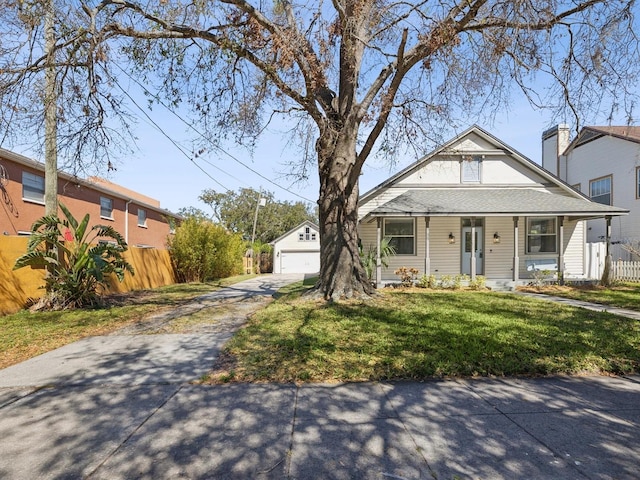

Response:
(462, 227), (483, 275)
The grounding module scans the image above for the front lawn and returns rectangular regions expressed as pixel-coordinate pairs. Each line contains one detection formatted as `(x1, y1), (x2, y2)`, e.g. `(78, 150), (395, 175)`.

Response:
(208, 285), (640, 383)
(518, 282), (640, 311)
(0, 274), (257, 369)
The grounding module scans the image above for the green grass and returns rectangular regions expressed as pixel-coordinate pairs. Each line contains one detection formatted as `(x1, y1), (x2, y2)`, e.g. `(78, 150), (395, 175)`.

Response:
(519, 282), (640, 311)
(0, 274), (258, 369)
(209, 286), (640, 383)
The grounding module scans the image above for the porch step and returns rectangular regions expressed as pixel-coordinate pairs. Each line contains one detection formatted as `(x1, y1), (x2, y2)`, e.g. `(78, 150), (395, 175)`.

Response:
(486, 280), (516, 292)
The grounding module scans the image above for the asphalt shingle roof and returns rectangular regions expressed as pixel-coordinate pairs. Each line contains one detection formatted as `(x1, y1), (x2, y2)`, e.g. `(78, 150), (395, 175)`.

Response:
(368, 188), (628, 218)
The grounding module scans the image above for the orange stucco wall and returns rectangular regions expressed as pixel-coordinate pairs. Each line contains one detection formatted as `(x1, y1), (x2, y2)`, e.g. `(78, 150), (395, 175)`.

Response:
(0, 237), (177, 315)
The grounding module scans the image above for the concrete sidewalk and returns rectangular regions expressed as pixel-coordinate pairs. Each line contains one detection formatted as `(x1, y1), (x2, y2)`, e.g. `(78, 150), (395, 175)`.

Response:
(0, 376), (638, 479)
(0, 275), (639, 479)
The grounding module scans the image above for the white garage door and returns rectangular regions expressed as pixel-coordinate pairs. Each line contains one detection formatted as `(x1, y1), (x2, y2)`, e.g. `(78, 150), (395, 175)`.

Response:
(280, 250), (320, 274)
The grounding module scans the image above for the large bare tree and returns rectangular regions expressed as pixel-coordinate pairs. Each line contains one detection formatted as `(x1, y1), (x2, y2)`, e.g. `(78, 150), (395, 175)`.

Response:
(2, 1), (639, 299)
(0, 0), (133, 182)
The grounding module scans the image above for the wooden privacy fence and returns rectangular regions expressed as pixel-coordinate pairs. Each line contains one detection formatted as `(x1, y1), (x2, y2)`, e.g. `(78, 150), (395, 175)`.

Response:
(612, 260), (640, 282)
(0, 236), (176, 315)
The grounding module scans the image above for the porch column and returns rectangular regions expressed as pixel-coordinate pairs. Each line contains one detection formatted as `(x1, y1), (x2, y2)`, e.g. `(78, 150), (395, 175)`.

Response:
(424, 217), (431, 275)
(470, 216), (476, 280)
(376, 217), (382, 288)
(513, 216), (519, 282)
(558, 216), (565, 285)
(602, 215), (613, 285)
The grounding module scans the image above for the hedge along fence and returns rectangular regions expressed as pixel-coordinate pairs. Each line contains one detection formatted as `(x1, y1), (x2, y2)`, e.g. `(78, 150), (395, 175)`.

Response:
(0, 236), (176, 315)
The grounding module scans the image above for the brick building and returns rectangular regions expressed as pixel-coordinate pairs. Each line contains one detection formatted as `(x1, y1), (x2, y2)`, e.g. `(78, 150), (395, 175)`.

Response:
(0, 148), (179, 249)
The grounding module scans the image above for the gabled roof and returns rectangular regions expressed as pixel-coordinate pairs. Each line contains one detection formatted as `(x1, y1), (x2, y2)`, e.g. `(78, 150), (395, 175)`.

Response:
(360, 125), (628, 219)
(271, 220), (319, 245)
(564, 126), (640, 153)
(360, 124), (585, 204)
(369, 188), (627, 220)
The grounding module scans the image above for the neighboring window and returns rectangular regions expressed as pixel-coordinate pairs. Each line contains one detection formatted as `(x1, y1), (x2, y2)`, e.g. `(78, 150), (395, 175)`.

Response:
(137, 208), (147, 227)
(636, 167), (640, 199)
(589, 175), (612, 205)
(572, 183), (581, 193)
(461, 156), (482, 183)
(22, 171), (45, 203)
(384, 218), (415, 255)
(526, 217), (557, 254)
(100, 196), (113, 219)
(299, 226), (316, 241)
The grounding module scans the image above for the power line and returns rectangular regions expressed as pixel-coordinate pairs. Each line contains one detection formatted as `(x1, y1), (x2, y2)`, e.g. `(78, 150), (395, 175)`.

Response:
(112, 77), (230, 193)
(113, 63), (316, 203)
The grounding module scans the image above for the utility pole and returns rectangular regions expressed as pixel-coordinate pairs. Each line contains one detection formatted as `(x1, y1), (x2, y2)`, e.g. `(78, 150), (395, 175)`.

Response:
(44, 0), (58, 217)
(249, 191), (267, 273)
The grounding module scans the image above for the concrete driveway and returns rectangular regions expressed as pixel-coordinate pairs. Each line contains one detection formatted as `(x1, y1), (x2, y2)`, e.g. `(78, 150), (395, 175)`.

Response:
(0, 274), (639, 479)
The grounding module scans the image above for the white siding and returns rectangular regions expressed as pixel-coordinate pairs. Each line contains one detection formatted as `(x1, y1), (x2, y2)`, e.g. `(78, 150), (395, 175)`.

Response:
(428, 218), (462, 277)
(565, 135), (640, 243)
(272, 223), (320, 274)
(563, 221), (585, 278)
(484, 217), (516, 279)
(359, 187), (408, 219)
(399, 159), (459, 184)
(482, 156), (548, 185)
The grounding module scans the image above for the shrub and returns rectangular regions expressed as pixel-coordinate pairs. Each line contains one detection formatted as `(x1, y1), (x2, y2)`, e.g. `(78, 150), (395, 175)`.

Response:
(439, 274), (453, 289)
(417, 274), (437, 289)
(453, 274), (468, 290)
(168, 218), (244, 282)
(394, 266), (419, 287)
(13, 203), (134, 310)
(469, 275), (486, 290)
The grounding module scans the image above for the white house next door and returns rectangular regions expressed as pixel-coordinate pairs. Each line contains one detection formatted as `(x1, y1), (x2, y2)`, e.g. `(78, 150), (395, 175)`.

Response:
(462, 227), (483, 275)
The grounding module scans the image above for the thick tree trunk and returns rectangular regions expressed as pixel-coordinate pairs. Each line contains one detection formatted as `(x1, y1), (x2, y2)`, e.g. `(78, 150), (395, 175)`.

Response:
(312, 128), (375, 301)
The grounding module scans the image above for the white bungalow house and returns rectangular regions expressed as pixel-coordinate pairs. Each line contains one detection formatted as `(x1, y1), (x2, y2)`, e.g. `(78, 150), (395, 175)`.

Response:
(358, 125), (628, 288)
(272, 220), (321, 274)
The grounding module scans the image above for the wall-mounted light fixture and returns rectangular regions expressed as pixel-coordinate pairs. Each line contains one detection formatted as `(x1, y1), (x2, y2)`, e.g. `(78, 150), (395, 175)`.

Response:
(448, 232), (455, 244)
(493, 232), (501, 244)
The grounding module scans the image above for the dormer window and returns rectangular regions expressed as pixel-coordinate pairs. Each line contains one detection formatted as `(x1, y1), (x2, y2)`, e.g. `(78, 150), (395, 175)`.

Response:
(461, 155), (482, 183)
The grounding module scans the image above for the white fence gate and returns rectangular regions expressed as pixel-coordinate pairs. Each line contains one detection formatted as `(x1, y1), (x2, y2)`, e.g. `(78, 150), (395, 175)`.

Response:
(585, 242), (640, 282)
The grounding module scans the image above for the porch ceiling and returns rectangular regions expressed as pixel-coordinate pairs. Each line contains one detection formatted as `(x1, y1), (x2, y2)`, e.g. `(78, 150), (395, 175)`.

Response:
(367, 188), (629, 220)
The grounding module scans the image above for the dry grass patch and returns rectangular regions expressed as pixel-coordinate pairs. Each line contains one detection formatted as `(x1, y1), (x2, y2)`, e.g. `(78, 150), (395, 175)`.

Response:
(0, 274), (259, 368)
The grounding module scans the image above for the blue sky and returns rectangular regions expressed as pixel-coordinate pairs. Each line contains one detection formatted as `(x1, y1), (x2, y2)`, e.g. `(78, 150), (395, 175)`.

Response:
(105, 93), (555, 215)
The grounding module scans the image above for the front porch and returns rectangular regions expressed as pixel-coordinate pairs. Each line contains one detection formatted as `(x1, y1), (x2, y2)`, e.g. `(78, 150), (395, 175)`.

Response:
(360, 214), (618, 288)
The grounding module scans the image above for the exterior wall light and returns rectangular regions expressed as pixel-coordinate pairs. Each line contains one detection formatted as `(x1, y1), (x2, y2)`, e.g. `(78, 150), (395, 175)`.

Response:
(448, 232), (455, 244)
(493, 232), (501, 244)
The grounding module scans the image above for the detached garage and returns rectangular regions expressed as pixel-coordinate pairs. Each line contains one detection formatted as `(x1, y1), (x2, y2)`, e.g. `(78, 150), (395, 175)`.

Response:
(272, 221), (321, 274)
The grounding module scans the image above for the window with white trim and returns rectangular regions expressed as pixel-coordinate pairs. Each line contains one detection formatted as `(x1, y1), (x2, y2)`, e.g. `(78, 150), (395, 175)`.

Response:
(636, 167), (640, 199)
(100, 196), (113, 219)
(298, 226), (316, 241)
(589, 176), (612, 205)
(384, 218), (415, 255)
(137, 208), (147, 227)
(526, 217), (557, 254)
(461, 156), (482, 183)
(22, 171), (45, 203)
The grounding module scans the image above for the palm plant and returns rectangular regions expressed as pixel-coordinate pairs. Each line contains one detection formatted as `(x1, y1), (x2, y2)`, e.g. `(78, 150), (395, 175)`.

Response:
(14, 203), (134, 310)
(359, 237), (396, 283)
